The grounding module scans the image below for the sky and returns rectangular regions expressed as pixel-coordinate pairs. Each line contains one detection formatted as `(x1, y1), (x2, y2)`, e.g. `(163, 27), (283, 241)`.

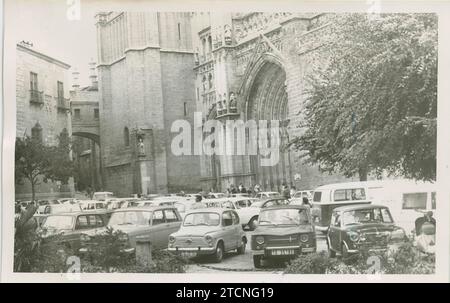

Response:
(15, 0), (98, 87)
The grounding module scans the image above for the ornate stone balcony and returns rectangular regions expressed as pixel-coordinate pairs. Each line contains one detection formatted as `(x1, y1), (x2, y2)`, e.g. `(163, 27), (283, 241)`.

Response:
(29, 89), (44, 105)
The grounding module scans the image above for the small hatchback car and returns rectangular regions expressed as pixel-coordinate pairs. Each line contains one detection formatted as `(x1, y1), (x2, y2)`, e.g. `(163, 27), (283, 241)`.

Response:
(251, 205), (316, 268)
(327, 204), (407, 260)
(168, 208), (247, 263)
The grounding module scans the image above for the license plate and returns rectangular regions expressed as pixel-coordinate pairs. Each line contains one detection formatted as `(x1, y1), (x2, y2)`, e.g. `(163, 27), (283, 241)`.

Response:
(270, 249), (295, 256)
(181, 252), (197, 258)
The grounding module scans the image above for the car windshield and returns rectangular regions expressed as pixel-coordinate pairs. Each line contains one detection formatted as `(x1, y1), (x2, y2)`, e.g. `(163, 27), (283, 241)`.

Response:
(259, 208), (310, 226)
(266, 193), (279, 197)
(108, 211), (152, 226)
(342, 208), (393, 226)
(183, 212), (220, 226)
(42, 215), (74, 230)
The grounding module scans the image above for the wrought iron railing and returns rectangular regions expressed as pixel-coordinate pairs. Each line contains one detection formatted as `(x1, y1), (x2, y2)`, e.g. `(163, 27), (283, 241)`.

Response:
(29, 89), (43, 104)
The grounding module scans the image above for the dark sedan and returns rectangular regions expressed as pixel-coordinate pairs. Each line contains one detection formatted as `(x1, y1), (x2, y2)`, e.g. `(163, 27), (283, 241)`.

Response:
(327, 204), (408, 261)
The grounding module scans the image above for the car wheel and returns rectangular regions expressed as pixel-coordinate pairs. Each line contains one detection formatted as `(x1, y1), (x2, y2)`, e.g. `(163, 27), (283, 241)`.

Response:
(213, 242), (224, 263)
(237, 238), (246, 254)
(253, 255), (263, 269)
(248, 217), (258, 231)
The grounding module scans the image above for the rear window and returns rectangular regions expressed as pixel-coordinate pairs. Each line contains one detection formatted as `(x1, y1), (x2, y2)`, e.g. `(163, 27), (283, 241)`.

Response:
(333, 188), (366, 202)
(402, 193), (427, 209)
(313, 191), (322, 202)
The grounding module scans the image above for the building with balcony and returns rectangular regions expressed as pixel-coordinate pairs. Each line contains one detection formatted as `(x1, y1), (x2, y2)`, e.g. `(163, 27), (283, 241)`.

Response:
(15, 42), (74, 200)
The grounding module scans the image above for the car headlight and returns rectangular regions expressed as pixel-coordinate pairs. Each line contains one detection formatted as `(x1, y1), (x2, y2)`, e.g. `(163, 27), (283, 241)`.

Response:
(204, 235), (213, 246)
(348, 231), (360, 242)
(80, 234), (91, 242)
(359, 233), (367, 241)
(300, 234), (309, 243)
(255, 236), (265, 245)
(169, 235), (176, 243)
(389, 228), (406, 241)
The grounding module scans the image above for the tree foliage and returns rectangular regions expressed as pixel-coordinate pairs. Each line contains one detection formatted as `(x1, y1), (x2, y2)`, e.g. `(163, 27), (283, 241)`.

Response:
(15, 129), (74, 201)
(292, 13), (437, 181)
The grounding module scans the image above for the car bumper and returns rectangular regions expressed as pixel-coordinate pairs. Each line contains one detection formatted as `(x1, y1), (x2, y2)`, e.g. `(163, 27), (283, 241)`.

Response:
(314, 225), (328, 232)
(252, 246), (316, 256)
(78, 246), (135, 254)
(168, 247), (216, 255)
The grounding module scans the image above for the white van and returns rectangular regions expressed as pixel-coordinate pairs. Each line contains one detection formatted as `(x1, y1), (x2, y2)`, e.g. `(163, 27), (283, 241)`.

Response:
(367, 180), (436, 234)
(311, 182), (371, 232)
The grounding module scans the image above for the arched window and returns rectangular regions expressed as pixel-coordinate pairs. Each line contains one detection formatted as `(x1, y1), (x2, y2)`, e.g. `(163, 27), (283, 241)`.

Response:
(124, 127), (130, 147)
(202, 38), (206, 56)
(208, 73), (213, 89)
(202, 75), (207, 92)
(208, 35), (212, 52)
(31, 122), (43, 143)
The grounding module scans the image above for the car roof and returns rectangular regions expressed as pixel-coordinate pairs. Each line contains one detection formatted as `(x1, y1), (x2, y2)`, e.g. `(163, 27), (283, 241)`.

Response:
(185, 208), (231, 214)
(45, 210), (112, 216)
(314, 182), (370, 191)
(261, 205), (309, 211)
(112, 206), (176, 212)
(333, 204), (388, 212)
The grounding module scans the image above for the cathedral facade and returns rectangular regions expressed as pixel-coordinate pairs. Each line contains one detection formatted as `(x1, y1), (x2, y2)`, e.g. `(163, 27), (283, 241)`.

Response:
(95, 12), (350, 196)
(191, 12), (349, 192)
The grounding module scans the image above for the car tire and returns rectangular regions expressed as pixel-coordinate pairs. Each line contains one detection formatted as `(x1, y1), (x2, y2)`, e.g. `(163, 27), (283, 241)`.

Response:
(213, 242), (224, 263)
(253, 255), (263, 269)
(248, 217), (258, 231)
(237, 238), (246, 254)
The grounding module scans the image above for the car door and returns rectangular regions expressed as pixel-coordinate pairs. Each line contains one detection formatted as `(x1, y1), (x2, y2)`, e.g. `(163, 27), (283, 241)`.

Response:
(328, 212), (341, 251)
(221, 211), (235, 251)
(163, 208), (182, 235)
(231, 211), (242, 248)
(149, 210), (167, 249)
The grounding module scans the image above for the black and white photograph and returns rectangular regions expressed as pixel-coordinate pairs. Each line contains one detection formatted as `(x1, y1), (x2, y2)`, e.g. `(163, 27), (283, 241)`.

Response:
(1, 0), (449, 283)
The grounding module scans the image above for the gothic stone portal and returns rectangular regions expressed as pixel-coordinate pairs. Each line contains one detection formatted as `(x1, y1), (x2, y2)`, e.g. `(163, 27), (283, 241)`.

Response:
(247, 61), (292, 191)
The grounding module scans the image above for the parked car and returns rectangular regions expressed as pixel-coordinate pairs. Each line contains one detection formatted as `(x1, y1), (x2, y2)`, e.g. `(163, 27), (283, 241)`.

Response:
(293, 190), (313, 200)
(203, 197), (261, 230)
(251, 205), (316, 268)
(168, 208), (247, 263)
(92, 191), (115, 201)
(37, 200), (62, 214)
(327, 204), (408, 261)
(34, 203), (83, 227)
(311, 182), (372, 233)
(206, 192), (227, 199)
(79, 200), (108, 211)
(38, 210), (111, 250)
(238, 197), (291, 230)
(254, 191), (281, 200)
(103, 206), (182, 252)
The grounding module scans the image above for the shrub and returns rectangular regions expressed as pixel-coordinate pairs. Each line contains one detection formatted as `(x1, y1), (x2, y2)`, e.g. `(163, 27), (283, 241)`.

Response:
(284, 241), (435, 274)
(284, 251), (341, 274)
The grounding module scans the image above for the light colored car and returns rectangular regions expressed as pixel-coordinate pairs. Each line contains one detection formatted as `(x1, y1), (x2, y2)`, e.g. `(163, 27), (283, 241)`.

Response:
(105, 206), (182, 251)
(206, 192), (226, 199)
(92, 191), (115, 201)
(37, 199), (62, 214)
(236, 197), (290, 230)
(79, 200), (108, 211)
(254, 191), (281, 200)
(168, 208), (247, 263)
(203, 197), (260, 230)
